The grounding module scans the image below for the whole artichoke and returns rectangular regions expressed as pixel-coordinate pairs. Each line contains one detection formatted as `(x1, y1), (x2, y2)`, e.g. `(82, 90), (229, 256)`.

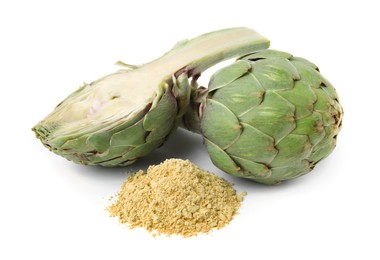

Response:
(33, 28), (269, 166)
(183, 49), (343, 184)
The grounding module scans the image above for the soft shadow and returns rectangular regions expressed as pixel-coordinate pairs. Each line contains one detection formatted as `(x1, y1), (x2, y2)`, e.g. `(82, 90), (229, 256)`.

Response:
(63, 126), (334, 193)
(220, 167), (323, 194)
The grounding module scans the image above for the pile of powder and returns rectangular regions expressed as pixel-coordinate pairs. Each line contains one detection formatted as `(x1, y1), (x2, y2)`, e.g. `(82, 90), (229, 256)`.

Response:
(107, 159), (245, 237)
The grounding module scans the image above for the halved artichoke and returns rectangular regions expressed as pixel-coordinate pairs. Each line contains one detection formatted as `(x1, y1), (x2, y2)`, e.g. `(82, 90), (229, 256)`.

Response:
(33, 28), (269, 166)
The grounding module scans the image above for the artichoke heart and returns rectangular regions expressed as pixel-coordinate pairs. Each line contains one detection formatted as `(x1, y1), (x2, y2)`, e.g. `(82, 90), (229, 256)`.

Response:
(34, 68), (179, 166)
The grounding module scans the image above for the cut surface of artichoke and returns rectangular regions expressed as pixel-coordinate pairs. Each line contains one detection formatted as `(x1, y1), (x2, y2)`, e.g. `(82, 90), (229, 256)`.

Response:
(54, 26), (266, 134)
(49, 69), (162, 136)
(33, 28), (270, 166)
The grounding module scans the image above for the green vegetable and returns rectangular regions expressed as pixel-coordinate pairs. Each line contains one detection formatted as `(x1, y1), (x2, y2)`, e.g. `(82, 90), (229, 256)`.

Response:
(183, 50), (343, 184)
(32, 28), (269, 166)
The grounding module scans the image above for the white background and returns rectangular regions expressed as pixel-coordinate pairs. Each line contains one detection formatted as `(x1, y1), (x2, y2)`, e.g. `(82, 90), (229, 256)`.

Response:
(1, 0), (379, 259)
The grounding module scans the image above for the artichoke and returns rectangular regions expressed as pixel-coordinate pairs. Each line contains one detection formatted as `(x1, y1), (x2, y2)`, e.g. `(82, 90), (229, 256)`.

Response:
(33, 28), (269, 166)
(183, 49), (343, 184)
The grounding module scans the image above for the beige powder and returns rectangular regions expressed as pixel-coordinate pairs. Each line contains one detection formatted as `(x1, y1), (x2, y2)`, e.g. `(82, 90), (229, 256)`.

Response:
(107, 159), (245, 237)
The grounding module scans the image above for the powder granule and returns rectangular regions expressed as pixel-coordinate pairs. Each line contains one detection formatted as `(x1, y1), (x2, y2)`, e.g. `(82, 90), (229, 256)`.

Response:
(107, 159), (245, 237)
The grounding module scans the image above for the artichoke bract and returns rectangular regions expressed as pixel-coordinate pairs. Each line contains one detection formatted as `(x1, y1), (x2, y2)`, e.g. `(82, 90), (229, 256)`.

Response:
(184, 50), (343, 184)
(33, 28), (269, 166)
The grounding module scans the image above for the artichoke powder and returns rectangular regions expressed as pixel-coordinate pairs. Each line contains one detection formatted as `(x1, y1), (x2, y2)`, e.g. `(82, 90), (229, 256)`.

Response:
(107, 159), (245, 237)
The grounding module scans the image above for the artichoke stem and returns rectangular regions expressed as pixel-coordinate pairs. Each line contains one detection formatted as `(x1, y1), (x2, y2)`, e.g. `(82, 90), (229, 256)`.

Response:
(181, 86), (208, 134)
